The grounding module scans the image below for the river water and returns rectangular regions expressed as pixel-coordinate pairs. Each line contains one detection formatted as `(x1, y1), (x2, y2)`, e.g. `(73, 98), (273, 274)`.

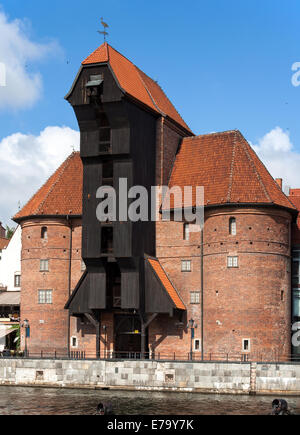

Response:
(0, 386), (299, 415)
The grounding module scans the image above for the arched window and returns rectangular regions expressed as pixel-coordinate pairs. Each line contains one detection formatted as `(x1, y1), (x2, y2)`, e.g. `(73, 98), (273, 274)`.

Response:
(41, 227), (48, 239)
(229, 218), (236, 235)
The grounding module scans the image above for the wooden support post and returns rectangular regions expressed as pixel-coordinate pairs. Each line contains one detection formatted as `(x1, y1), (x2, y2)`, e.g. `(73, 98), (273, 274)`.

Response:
(84, 313), (101, 358)
(140, 313), (158, 359)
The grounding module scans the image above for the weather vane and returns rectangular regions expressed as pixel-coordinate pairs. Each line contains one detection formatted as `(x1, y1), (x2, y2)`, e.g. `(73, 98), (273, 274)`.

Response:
(98, 17), (109, 42)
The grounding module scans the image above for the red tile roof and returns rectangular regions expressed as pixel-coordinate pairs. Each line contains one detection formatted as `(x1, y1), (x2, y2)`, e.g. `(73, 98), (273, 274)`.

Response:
(148, 258), (186, 310)
(14, 152), (83, 221)
(82, 43), (192, 134)
(166, 130), (296, 211)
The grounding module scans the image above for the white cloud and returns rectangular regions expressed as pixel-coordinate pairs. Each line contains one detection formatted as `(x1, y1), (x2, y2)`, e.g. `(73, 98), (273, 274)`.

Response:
(251, 127), (300, 191)
(0, 9), (60, 109)
(0, 126), (79, 226)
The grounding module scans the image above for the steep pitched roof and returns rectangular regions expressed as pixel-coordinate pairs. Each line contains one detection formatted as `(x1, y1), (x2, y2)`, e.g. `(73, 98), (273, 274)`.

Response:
(166, 130), (296, 211)
(147, 258), (186, 310)
(82, 43), (192, 134)
(13, 152), (83, 221)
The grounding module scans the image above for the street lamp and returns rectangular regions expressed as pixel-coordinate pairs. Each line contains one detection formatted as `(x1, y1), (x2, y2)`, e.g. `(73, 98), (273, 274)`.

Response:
(187, 319), (196, 360)
(102, 325), (107, 358)
(21, 319), (30, 357)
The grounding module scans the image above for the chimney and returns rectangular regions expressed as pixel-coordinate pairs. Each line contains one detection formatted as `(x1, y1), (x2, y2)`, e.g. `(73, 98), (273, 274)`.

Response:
(275, 178), (283, 190)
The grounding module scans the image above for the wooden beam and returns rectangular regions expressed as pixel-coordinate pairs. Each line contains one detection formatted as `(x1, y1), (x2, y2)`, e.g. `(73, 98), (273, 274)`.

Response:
(84, 313), (100, 358)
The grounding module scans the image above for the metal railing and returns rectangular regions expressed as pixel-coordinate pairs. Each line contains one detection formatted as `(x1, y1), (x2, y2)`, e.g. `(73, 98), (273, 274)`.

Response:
(2, 349), (300, 363)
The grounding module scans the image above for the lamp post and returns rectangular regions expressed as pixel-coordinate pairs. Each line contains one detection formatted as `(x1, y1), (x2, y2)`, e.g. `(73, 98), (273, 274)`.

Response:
(188, 318), (195, 361)
(102, 325), (107, 358)
(22, 319), (29, 357)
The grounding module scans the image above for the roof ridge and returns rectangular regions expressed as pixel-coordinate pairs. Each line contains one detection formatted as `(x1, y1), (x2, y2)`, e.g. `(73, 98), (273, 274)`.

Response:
(105, 42), (110, 62)
(226, 131), (237, 202)
(134, 66), (165, 116)
(136, 66), (191, 131)
(238, 132), (296, 209)
(236, 132), (272, 203)
(36, 152), (77, 215)
(183, 130), (238, 141)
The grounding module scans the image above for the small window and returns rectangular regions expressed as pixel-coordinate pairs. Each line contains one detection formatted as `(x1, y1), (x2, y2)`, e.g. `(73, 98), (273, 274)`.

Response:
(227, 256), (238, 268)
(183, 223), (190, 241)
(71, 336), (78, 348)
(281, 290), (284, 302)
(14, 274), (21, 287)
(40, 259), (49, 272)
(41, 227), (48, 239)
(194, 339), (201, 352)
(242, 339), (250, 352)
(181, 260), (191, 272)
(229, 218), (236, 235)
(190, 291), (200, 304)
(38, 290), (52, 304)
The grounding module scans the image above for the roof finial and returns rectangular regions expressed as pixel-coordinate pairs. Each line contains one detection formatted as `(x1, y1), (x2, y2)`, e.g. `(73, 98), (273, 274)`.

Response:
(98, 17), (109, 42)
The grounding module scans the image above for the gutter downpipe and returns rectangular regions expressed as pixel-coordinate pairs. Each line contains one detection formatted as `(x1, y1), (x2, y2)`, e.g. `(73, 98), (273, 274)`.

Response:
(67, 215), (73, 357)
(201, 224), (204, 361)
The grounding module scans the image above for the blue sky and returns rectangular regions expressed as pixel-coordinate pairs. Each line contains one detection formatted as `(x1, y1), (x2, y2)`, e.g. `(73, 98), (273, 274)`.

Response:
(0, 0), (300, 225)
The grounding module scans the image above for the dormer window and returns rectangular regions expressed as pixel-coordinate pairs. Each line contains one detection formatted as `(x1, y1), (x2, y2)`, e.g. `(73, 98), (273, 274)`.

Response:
(85, 74), (103, 98)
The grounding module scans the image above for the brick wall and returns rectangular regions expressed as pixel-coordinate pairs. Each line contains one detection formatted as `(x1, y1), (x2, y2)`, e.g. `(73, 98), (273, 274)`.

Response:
(154, 206), (292, 360)
(20, 218), (83, 354)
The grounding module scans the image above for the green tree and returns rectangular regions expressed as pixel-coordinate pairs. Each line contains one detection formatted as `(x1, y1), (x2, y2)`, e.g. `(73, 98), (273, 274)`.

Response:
(5, 226), (15, 239)
(9, 325), (20, 351)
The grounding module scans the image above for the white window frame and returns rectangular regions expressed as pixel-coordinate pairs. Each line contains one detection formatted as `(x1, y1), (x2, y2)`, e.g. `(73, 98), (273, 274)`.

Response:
(242, 338), (250, 352)
(38, 289), (53, 304)
(40, 259), (49, 272)
(229, 218), (237, 236)
(71, 336), (78, 348)
(183, 223), (190, 241)
(227, 256), (238, 268)
(14, 273), (21, 288)
(81, 260), (86, 271)
(190, 291), (200, 304)
(181, 260), (191, 272)
(194, 339), (201, 352)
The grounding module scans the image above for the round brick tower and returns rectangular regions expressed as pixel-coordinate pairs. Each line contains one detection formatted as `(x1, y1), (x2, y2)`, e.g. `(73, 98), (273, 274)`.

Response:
(203, 206), (292, 360)
(155, 130), (297, 361)
(20, 218), (83, 354)
(13, 152), (83, 356)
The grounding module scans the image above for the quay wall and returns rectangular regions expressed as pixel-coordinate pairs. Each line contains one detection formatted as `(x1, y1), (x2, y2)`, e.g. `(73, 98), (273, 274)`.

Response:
(0, 359), (299, 395)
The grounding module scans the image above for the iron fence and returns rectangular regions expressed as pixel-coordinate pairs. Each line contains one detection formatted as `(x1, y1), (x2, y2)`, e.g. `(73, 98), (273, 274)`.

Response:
(1, 349), (300, 364)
